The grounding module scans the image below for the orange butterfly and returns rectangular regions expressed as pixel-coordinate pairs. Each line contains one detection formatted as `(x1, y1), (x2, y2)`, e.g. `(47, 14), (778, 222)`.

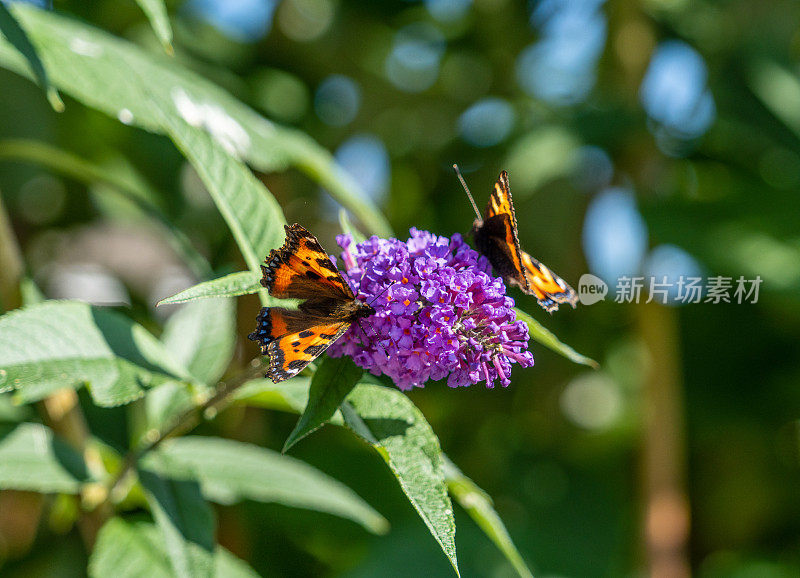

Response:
(455, 166), (578, 313)
(248, 223), (375, 382)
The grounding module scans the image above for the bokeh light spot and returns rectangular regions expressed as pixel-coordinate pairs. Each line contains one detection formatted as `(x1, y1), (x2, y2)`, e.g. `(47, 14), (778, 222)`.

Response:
(517, 0), (607, 105)
(277, 0), (336, 42)
(334, 134), (391, 204)
(560, 372), (623, 430)
(424, 0), (472, 22)
(385, 23), (445, 93)
(17, 175), (66, 225)
(644, 244), (705, 305)
(251, 69), (310, 123)
(314, 75), (361, 127)
(583, 187), (648, 283)
(458, 98), (515, 147)
(640, 40), (716, 153)
(185, 0), (277, 42)
(571, 145), (614, 192)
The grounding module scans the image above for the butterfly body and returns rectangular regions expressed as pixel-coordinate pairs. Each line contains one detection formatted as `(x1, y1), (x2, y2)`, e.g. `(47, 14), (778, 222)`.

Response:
(249, 223), (374, 382)
(469, 170), (578, 313)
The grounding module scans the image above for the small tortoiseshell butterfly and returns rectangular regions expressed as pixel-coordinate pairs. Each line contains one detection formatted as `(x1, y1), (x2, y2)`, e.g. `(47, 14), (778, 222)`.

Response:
(248, 223), (375, 382)
(455, 166), (578, 313)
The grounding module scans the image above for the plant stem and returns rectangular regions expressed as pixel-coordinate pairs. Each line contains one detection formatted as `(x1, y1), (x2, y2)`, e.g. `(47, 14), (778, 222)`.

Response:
(103, 357), (268, 503)
(0, 191), (22, 312)
(637, 302), (690, 578)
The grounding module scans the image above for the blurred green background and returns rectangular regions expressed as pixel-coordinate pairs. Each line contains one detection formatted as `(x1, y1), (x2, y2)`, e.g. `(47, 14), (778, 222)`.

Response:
(2, 0), (800, 576)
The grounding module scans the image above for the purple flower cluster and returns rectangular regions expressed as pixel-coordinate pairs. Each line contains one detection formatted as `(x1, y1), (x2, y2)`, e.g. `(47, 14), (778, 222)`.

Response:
(328, 229), (534, 390)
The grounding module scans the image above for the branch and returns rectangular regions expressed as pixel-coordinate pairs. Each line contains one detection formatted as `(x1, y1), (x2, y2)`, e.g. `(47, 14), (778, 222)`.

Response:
(102, 357), (268, 506)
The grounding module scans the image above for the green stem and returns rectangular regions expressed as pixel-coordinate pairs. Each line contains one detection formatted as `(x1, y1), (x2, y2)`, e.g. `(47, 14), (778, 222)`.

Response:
(0, 191), (22, 312)
(103, 357), (268, 504)
(291, 139), (393, 238)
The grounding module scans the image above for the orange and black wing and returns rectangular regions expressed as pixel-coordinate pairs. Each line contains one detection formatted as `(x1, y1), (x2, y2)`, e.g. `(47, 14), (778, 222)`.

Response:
(474, 171), (577, 312)
(473, 171), (530, 291)
(519, 250), (578, 313)
(261, 223), (354, 302)
(248, 307), (350, 382)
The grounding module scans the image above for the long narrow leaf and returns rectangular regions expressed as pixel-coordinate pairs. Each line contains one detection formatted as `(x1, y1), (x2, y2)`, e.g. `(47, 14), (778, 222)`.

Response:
(343, 383), (459, 576)
(157, 271), (260, 305)
(443, 457), (534, 578)
(132, 78), (285, 301)
(515, 307), (598, 368)
(748, 60), (800, 137)
(135, 0), (173, 54)
(0, 4), (391, 237)
(139, 457), (216, 578)
(237, 377), (530, 575)
(141, 436), (388, 534)
(0, 2), (62, 110)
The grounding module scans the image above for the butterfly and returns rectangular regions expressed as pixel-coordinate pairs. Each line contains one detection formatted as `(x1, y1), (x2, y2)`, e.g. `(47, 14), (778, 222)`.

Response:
(248, 223), (375, 383)
(455, 166), (578, 313)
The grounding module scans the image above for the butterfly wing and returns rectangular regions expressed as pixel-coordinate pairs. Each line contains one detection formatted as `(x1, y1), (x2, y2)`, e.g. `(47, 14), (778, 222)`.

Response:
(248, 307), (350, 382)
(519, 250), (578, 312)
(474, 171), (530, 291)
(474, 171), (577, 312)
(261, 223), (355, 302)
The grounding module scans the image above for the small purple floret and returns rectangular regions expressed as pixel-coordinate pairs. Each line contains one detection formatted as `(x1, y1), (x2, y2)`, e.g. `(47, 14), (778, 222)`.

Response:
(328, 229), (534, 390)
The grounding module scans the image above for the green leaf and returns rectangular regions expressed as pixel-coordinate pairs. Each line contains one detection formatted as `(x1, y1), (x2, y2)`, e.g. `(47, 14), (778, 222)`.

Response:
(234, 377), (311, 411)
(135, 0), (173, 54)
(137, 85), (286, 297)
(343, 383), (459, 575)
(161, 297), (236, 385)
(19, 276), (44, 306)
(0, 393), (31, 422)
(0, 301), (193, 407)
(283, 356), (363, 453)
(89, 518), (258, 578)
(443, 457), (534, 578)
(0, 4), (391, 237)
(515, 307), (598, 368)
(142, 436), (388, 534)
(234, 376), (346, 425)
(295, 143), (392, 237)
(748, 59), (800, 137)
(0, 423), (91, 493)
(235, 379), (528, 574)
(0, 2), (62, 111)
(139, 456), (216, 578)
(144, 381), (195, 433)
(339, 208), (367, 244)
(157, 271), (260, 305)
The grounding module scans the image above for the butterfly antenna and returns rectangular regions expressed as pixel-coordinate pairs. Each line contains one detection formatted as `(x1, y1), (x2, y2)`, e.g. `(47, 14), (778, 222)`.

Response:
(453, 164), (481, 220)
(354, 319), (372, 349)
(358, 316), (400, 361)
(367, 281), (397, 308)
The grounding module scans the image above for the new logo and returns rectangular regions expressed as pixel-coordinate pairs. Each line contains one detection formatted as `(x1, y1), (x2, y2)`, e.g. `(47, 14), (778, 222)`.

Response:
(578, 274), (608, 305)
